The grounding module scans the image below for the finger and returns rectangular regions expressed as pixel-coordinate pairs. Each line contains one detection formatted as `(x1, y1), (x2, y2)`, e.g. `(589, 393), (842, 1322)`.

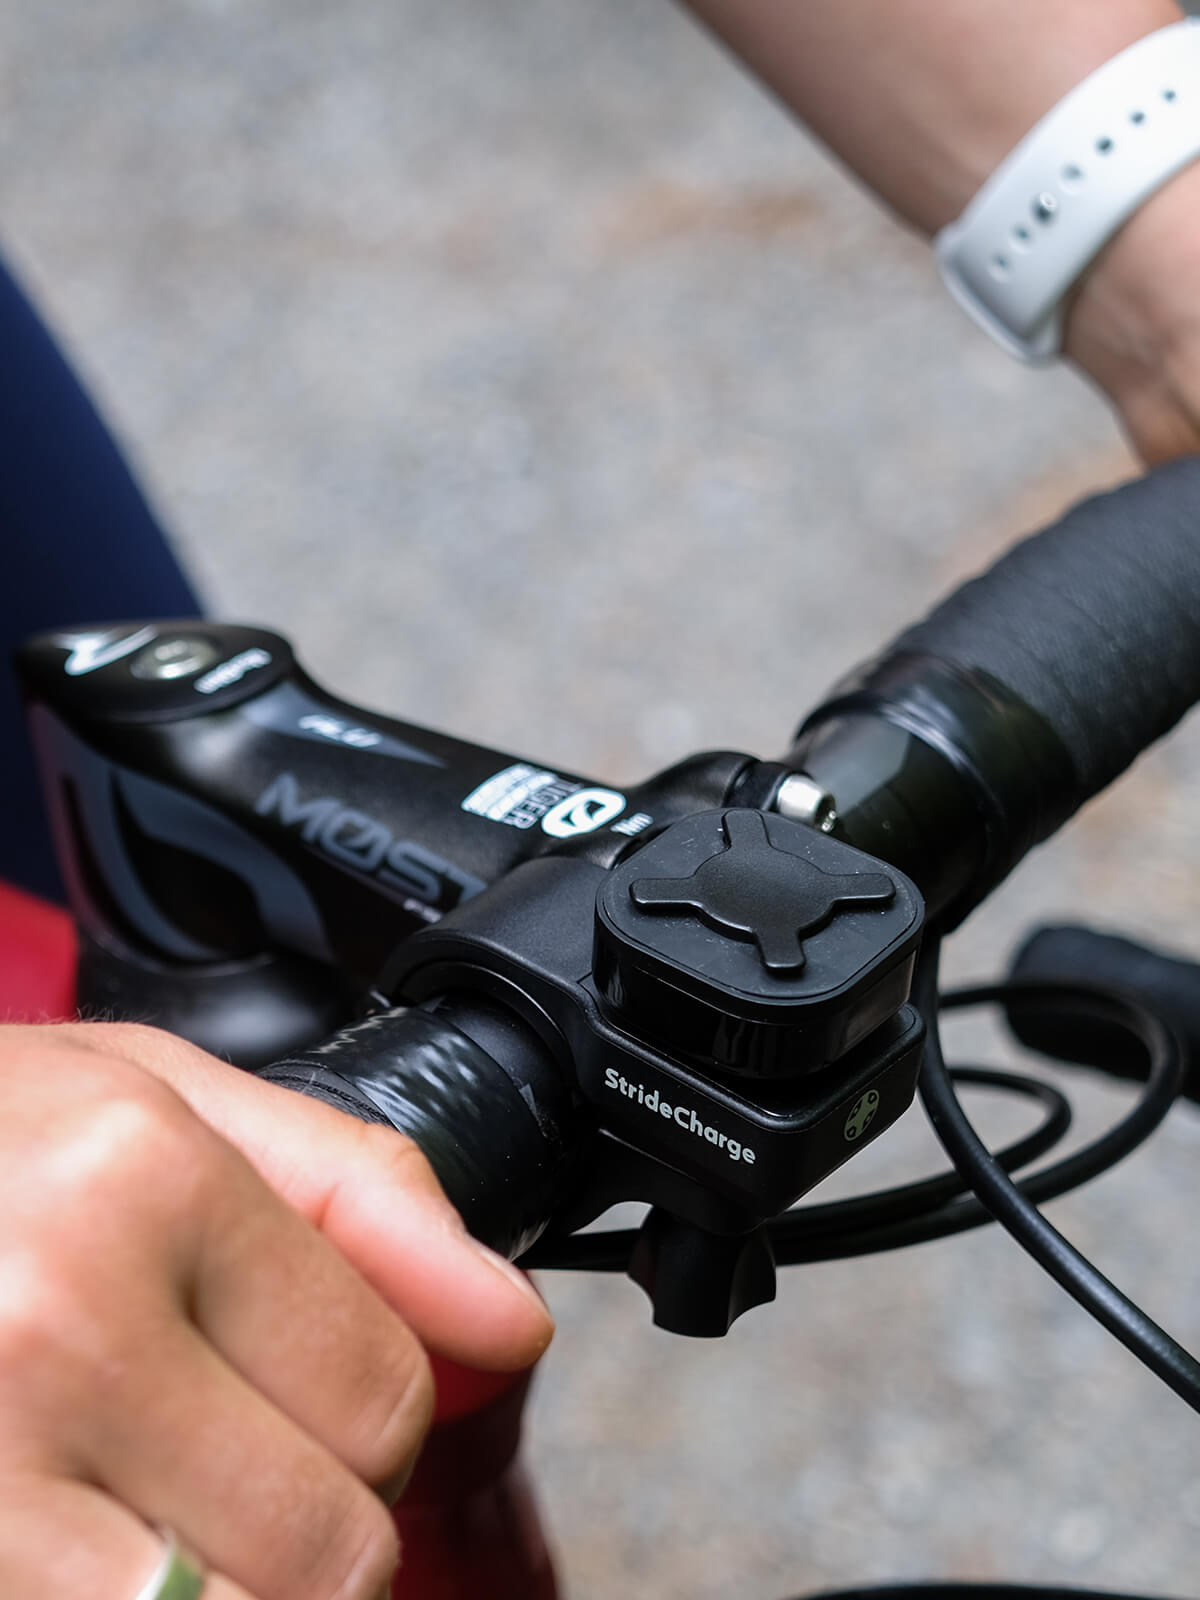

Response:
(303, 1128), (554, 1370)
(71, 1317), (399, 1600)
(189, 1139), (434, 1496)
(0, 1473), (257, 1600)
(70, 1022), (554, 1370)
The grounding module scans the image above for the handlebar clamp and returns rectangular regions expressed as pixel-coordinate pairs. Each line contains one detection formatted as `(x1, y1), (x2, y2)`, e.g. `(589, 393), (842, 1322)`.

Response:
(380, 807), (926, 1333)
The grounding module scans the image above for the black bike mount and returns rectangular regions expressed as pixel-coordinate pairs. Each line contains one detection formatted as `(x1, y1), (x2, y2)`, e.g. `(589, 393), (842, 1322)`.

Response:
(17, 619), (927, 1335)
(375, 807), (926, 1333)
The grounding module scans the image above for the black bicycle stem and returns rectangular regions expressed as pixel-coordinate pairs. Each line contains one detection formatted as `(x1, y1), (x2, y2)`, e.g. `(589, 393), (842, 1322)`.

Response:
(17, 458), (1200, 1334)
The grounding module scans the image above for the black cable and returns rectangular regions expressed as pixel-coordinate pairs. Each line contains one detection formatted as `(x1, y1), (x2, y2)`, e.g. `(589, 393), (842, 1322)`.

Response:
(768, 976), (1184, 1263)
(524, 1062), (1071, 1273)
(781, 1065), (1070, 1235)
(914, 942), (1200, 1413)
(527, 975), (1184, 1279)
(522, 962), (1200, 1600)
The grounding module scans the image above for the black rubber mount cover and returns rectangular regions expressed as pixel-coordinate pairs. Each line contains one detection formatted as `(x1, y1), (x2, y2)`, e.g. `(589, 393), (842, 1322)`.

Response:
(890, 458), (1200, 808)
(594, 808), (923, 1077)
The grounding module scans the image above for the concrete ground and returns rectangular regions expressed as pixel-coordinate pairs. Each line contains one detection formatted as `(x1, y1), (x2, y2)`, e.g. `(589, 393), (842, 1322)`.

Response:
(4, 2), (1200, 1595)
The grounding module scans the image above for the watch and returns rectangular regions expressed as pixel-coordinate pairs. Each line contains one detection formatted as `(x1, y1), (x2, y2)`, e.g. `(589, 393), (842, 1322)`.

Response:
(935, 18), (1200, 363)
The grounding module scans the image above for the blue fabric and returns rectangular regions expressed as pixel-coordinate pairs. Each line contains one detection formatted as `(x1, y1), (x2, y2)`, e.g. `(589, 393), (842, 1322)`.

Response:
(0, 253), (202, 901)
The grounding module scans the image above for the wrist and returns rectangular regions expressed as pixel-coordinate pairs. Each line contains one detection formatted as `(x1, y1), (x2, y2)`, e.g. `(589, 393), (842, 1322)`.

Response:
(935, 16), (1200, 363)
(1063, 157), (1200, 462)
(684, 0), (1186, 235)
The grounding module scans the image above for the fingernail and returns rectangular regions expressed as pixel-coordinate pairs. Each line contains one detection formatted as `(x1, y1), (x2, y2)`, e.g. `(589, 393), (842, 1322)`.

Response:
(377, 1456), (418, 1508)
(468, 1237), (549, 1314)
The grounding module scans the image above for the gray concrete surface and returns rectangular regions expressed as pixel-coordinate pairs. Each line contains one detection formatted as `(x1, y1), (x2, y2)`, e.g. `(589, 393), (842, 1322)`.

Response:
(4, 2), (1200, 1595)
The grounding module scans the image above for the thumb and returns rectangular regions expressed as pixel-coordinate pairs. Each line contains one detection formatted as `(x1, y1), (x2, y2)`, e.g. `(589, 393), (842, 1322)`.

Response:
(63, 1021), (554, 1371)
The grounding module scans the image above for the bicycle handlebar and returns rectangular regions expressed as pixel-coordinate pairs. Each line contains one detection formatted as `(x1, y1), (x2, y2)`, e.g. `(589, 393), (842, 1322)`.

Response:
(258, 996), (577, 1260)
(17, 457), (1200, 1332)
(894, 457), (1200, 805)
(791, 460), (1200, 925)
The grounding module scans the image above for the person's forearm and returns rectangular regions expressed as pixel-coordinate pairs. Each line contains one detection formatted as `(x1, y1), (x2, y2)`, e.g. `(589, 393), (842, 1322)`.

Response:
(683, 0), (1200, 464)
(680, 0), (1184, 234)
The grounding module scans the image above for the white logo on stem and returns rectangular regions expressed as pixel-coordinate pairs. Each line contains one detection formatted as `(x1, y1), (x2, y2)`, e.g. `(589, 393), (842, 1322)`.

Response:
(540, 788), (626, 838)
(57, 626), (157, 676)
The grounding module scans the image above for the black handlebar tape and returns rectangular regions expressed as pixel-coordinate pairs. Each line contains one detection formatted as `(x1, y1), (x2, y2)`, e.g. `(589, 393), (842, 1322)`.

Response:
(1007, 924), (1200, 1104)
(795, 460), (1200, 921)
(257, 998), (579, 1259)
(891, 458), (1200, 809)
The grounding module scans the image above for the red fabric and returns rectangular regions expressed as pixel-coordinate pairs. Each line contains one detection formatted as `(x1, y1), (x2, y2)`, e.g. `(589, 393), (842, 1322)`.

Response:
(0, 881), (76, 1021)
(395, 1363), (557, 1594)
(429, 1353), (523, 1424)
(393, 1461), (558, 1599)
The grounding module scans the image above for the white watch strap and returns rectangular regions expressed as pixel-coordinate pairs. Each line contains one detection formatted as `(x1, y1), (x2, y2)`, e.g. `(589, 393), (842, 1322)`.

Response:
(935, 18), (1200, 363)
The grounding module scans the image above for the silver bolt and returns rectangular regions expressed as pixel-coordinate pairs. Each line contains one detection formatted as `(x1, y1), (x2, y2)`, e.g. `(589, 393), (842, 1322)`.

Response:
(130, 636), (221, 681)
(774, 772), (838, 833)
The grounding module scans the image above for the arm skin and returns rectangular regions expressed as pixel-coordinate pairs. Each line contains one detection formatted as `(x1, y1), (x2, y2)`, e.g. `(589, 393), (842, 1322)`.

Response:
(680, 0), (1200, 464)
